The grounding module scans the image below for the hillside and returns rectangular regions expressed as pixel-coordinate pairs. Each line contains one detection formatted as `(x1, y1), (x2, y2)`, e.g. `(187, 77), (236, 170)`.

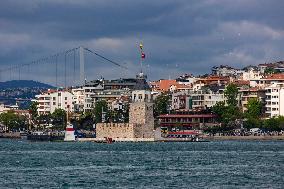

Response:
(0, 80), (54, 89)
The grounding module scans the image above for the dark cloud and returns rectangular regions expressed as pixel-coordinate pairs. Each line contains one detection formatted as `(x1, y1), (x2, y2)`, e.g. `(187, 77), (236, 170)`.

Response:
(1, 0), (284, 85)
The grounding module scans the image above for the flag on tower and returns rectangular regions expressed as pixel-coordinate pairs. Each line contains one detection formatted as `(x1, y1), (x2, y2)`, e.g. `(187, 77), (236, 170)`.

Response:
(141, 52), (145, 59)
(139, 43), (143, 50)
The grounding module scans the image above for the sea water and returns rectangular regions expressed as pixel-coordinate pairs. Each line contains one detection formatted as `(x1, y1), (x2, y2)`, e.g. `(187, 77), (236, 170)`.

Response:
(0, 139), (283, 188)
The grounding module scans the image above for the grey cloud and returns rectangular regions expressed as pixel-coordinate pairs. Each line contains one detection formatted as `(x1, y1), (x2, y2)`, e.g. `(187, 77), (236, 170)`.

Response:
(1, 0), (284, 84)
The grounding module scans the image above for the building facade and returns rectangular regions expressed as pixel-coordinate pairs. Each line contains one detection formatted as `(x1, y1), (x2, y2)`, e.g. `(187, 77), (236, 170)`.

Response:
(265, 83), (284, 118)
(35, 90), (74, 115)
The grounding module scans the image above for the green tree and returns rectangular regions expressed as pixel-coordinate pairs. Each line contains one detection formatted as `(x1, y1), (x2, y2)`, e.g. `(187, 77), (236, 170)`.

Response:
(263, 117), (280, 131)
(245, 98), (263, 118)
(263, 116), (284, 131)
(37, 113), (51, 127)
(28, 101), (39, 129)
(0, 111), (27, 131)
(93, 100), (109, 123)
(264, 67), (280, 74)
(224, 83), (238, 106)
(77, 111), (94, 130)
(212, 101), (226, 123)
(212, 102), (243, 130)
(243, 98), (263, 129)
(51, 108), (66, 130)
(154, 93), (170, 116)
(29, 101), (38, 119)
(278, 116), (284, 130)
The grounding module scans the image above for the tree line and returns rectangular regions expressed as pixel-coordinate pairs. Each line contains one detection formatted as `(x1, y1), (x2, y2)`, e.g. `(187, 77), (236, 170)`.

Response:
(0, 100), (130, 132)
(211, 83), (284, 132)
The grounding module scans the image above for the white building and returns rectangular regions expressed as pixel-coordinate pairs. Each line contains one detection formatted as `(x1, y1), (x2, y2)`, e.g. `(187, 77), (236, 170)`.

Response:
(35, 90), (74, 115)
(188, 90), (225, 109)
(242, 68), (261, 81)
(265, 83), (284, 118)
(0, 103), (19, 114)
(72, 87), (85, 112)
(250, 73), (284, 88)
(0, 104), (10, 114)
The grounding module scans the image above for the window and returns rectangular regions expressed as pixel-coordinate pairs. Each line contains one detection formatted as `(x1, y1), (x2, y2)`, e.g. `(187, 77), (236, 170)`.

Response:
(53, 102), (56, 105)
(58, 93), (61, 96)
(53, 97), (56, 101)
(65, 97), (67, 100)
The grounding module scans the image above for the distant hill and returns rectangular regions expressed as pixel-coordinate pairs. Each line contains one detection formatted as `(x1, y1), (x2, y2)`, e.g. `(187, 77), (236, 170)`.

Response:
(0, 80), (54, 89)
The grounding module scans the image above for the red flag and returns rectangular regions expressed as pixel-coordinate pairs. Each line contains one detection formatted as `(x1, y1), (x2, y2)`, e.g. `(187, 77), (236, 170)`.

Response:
(141, 52), (145, 59)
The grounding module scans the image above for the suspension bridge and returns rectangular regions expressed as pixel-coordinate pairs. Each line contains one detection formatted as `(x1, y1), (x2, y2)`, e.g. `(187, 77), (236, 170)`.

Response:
(0, 46), (129, 88)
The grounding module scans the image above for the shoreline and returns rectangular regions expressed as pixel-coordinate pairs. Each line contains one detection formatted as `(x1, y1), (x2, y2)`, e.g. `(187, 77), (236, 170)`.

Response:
(203, 135), (284, 141)
(1, 132), (284, 141)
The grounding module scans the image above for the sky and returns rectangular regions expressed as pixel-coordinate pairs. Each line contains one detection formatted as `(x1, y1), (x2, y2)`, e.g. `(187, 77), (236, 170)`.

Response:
(1, 0), (284, 85)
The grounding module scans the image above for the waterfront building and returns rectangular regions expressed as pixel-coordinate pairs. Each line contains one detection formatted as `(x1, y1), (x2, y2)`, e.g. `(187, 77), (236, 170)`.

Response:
(265, 83), (284, 118)
(158, 112), (218, 134)
(35, 89), (74, 115)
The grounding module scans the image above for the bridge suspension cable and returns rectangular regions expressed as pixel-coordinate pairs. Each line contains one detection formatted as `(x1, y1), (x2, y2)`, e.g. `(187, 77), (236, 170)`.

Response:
(0, 46), (128, 86)
(83, 47), (128, 70)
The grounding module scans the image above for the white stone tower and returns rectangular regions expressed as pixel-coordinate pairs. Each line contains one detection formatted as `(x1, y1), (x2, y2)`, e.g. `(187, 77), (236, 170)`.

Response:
(129, 90), (154, 138)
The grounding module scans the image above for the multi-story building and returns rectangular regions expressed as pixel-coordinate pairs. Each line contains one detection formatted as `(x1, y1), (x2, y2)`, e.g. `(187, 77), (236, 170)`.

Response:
(242, 67), (261, 81)
(35, 90), (74, 115)
(172, 91), (188, 110)
(258, 61), (284, 73)
(191, 85), (225, 110)
(149, 79), (179, 92)
(265, 83), (284, 118)
(158, 112), (218, 131)
(73, 75), (149, 112)
(211, 65), (244, 77)
(195, 76), (230, 87)
(239, 87), (266, 113)
(251, 73), (284, 88)
(171, 85), (226, 111)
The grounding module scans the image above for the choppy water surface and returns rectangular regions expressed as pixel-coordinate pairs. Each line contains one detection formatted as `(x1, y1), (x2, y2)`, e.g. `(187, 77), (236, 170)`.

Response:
(0, 139), (283, 188)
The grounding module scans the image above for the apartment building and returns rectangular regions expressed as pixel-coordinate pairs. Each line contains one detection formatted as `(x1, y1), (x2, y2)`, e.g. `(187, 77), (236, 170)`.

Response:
(239, 87), (265, 112)
(171, 85), (226, 110)
(251, 73), (284, 88)
(265, 83), (284, 118)
(35, 90), (74, 115)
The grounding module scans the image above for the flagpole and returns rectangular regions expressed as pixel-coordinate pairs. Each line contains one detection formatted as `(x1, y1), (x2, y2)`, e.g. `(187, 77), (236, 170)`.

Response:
(139, 42), (144, 74)
(140, 49), (143, 73)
